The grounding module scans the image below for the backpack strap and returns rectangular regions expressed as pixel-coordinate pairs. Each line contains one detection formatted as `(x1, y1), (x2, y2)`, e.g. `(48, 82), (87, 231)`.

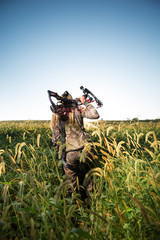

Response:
(59, 119), (66, 164)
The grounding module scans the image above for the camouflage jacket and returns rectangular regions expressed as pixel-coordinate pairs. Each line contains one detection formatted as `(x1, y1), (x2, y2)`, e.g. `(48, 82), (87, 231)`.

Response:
(52, 102), (99, 151)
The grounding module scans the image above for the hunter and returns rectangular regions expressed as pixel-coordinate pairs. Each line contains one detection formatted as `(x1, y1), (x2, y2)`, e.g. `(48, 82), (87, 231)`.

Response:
(50, 90), (100, 200)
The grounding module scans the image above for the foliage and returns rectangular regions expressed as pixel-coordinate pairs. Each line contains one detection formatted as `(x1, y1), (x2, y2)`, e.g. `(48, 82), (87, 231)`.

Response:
(0, 120), (160, 239)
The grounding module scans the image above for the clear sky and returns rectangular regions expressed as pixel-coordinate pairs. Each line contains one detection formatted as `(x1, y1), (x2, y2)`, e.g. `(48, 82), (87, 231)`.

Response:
(0, 0), (160, 121)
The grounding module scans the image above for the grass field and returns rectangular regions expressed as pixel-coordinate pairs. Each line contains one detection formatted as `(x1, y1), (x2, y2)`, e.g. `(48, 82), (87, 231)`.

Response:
(0, 120), (160, 240)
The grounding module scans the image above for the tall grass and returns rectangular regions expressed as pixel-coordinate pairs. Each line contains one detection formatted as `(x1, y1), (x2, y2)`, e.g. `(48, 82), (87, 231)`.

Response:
(0, 120), (160, 239)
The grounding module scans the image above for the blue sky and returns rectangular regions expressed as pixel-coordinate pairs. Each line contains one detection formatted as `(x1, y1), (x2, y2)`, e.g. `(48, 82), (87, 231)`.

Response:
(0, 0), (160, 121)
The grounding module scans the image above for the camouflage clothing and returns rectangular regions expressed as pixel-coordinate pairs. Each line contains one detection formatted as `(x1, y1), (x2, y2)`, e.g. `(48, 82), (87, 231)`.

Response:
(52, 102), (99, 199)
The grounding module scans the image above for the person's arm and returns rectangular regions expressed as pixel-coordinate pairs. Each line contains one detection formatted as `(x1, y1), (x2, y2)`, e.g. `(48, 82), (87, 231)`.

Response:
(79, 96), (100, 119)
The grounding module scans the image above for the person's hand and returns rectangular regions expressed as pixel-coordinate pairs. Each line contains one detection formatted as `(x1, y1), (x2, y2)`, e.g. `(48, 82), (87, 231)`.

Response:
(79, 95), (86, 104)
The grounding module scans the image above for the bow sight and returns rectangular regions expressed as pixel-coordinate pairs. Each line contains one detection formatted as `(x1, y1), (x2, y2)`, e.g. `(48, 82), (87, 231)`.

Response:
(80, 86), (103, 108)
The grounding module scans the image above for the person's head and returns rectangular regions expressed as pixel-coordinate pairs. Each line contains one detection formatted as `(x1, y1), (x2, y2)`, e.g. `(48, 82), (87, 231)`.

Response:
(62, 91), (73, 102)
(51, 91), (78, 130)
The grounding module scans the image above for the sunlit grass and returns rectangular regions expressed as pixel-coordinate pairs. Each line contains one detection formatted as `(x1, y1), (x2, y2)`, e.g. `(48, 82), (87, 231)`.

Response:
(0, 120), (160, 239)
